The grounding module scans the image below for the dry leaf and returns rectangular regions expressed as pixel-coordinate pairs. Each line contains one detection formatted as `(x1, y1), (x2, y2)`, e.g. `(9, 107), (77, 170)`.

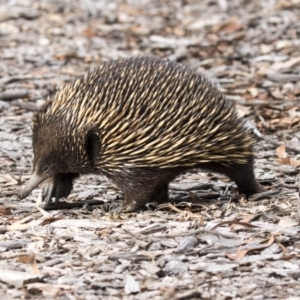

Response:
(278, 217), (298, 228)
(276, 144), (287, 158)
(276, 145), (300, 166)
(31, 261), (40, 275)
(0, 206), (12, 216)
(96, 228), (113, 236)
(226, 249), (248, 260)
(270, 57), (300, 71)
(17, 254), (35, 264)
(0, 174), (17, 186)
(248, 87), (259, 97)
(40, 217), (63, 225)
(290, 159), (300, 167)
(7, 223), (31, 231)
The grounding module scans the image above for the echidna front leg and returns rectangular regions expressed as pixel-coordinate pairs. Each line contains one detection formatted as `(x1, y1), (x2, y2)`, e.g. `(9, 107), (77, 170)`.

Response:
(43, 173), (79, 205)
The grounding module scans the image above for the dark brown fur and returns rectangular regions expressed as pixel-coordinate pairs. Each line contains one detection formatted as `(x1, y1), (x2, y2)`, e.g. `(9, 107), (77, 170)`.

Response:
(19, 56), (263, 211)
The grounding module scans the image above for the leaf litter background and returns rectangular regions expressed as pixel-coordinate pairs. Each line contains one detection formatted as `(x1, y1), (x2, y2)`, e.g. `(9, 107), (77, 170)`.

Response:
(0, 0), (300, 299)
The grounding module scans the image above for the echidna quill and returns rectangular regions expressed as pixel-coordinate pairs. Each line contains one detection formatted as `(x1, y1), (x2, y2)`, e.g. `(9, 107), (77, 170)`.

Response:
(19, 56), (264, 212)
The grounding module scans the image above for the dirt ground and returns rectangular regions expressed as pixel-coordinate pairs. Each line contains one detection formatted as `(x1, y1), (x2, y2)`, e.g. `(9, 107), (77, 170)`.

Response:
(0, 0), (300, 299)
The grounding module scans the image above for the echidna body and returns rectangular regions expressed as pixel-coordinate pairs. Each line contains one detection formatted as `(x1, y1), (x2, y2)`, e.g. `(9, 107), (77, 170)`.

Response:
(20, 56), (263, 211)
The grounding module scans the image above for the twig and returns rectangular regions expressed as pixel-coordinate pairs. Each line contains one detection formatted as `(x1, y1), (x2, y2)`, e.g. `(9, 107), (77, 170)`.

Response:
(150, 228), (237, 240)
(248, 189), (281, 201)
(266, 72), (300, 82)
(211, 221), (259, 230)
(0, 90), (29, 101)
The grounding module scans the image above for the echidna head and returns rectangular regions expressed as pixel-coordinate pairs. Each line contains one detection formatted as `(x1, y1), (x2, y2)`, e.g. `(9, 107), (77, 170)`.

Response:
(19, 122), (100, 199)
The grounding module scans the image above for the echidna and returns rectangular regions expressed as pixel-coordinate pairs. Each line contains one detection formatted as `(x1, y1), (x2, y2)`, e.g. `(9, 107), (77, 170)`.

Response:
(19, 56), (263, 211)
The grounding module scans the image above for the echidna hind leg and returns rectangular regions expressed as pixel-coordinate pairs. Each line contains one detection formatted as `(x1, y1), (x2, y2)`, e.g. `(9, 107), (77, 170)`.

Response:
(108, 168), (179, 212)
(121, 183), (170, 212)
(150, 184), (169, 204)
(227, 160), (264, 195)
(107, 173), (157, 212)
(200, 159), (263, 196)
(121, 184), (160, 212)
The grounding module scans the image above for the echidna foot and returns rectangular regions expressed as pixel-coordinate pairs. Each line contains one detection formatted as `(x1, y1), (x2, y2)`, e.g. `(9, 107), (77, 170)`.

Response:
(42, 173), (78, 204)
(122, 199), (145, 212)
(151, 184), (169, 204)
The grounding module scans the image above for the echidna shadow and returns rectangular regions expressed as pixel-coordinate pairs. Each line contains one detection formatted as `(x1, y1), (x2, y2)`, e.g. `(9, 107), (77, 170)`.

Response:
(19, 56), (264, 212)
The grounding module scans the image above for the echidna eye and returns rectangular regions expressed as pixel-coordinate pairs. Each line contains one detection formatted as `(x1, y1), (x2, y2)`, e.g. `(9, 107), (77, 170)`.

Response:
(42, 166), (49, 173)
